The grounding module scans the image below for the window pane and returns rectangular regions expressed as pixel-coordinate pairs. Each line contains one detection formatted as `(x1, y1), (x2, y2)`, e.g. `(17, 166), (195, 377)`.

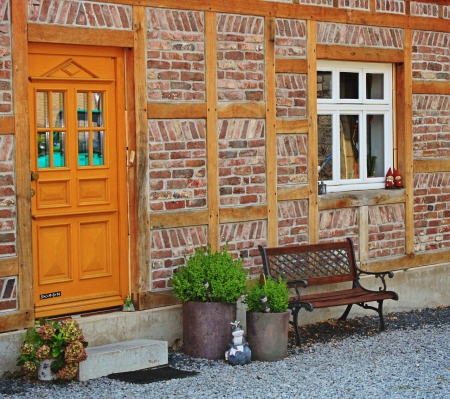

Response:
(53, 131), (66, 168)
(78, 131), (89, 166)
(77, 93), (89, 127)
(37, 132), (50, 168)
(340, 72), (359, 99)
(317, 71), (332, 99)
(340, 115), (359, 179)
(92, 93), (104, 127)
(367, 115), (385, 177)
(366, 73), (384, 100)
(52, 92), (65, 127)
(36, 92), (49, 128)
(93, 131), (104, 166)
(318, 115), (333, 181)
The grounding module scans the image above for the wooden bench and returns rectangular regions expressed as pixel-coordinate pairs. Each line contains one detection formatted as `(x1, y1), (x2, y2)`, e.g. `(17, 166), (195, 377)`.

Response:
(258, 238), (399, 346)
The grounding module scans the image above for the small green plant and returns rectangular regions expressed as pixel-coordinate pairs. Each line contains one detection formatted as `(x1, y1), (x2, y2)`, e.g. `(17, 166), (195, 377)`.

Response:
(245, 277), (289, 313)
(169, 244), (248, 303)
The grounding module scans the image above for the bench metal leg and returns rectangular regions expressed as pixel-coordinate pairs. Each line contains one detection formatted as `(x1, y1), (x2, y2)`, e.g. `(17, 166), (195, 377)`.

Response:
(338, 304), (353, 321)
(291, 307), (301, 346)
(357, 300), (386, 331)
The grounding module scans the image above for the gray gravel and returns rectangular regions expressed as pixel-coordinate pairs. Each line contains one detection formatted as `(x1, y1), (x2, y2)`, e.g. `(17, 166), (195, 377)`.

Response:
(1, 307), (449, 399)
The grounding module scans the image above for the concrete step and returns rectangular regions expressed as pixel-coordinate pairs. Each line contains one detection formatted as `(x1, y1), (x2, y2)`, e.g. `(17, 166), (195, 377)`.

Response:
(78, 339), (168, 381)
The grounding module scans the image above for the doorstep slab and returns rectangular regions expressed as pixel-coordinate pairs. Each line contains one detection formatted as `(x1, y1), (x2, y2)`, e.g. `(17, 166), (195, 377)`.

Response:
(78, 339), (168, 381)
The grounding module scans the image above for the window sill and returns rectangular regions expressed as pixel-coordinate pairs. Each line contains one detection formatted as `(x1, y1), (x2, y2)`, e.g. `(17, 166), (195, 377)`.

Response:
(318, 187), (406, 210)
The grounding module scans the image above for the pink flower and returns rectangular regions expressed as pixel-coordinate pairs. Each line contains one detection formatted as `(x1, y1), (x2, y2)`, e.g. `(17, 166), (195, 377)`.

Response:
(64, 340), (87, 363)
(35, 345), (51, 360)
(55, 363), (79, 380)
(38, 323), (56, 341)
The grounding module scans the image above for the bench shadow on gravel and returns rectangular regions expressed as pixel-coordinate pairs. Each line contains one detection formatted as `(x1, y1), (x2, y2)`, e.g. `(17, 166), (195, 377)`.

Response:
(288, 305), (450, 355)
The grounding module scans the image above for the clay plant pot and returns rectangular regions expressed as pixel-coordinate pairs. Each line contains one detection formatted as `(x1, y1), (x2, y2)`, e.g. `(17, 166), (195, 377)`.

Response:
(182, 301), (236, 360)
(38, 358), (56, 381)
(246, 311), (290, 362)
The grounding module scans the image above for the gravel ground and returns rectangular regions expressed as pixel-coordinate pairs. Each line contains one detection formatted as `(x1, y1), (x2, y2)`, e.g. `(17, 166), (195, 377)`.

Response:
(1, 306), (449, 399)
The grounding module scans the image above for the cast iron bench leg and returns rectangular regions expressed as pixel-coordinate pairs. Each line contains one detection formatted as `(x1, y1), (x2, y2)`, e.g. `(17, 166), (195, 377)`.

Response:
(291, 306), (301, 346)
(378, 300), (386, 331)
(338, 304), (353, 321)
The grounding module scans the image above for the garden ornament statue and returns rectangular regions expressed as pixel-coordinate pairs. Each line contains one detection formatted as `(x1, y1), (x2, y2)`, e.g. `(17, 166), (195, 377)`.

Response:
(225, 321), (251, 366)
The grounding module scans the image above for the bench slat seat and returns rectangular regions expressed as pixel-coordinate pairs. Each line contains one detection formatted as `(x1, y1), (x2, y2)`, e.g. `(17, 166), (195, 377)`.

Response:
(258, 238), (398, 345)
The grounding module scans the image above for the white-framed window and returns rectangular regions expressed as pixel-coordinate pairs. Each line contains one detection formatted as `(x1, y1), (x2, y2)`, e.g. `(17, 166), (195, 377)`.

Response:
(317, 60), (393, 192)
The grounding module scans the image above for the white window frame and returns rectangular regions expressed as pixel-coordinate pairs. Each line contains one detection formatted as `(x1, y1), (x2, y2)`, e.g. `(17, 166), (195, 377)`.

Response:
(317, 60), (393, 193)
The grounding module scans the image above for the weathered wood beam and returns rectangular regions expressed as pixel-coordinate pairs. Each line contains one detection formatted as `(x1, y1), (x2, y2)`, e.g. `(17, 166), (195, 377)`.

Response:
(150, 210), (209, 229)
(317, 45), (404, 63)
(0, 116), (15, 135)
(147, 102), (207, 119)
(220, 205), (267, 224)
(412, 81), (450, 95)
(276, 119), (309, 134)
(276, 59), (308, 74)
(318, 189), (406, 210)
(0, 257), (19, 278)
(414, 159), (450, 173)
(217, 103), (266, 119)
(278, 185), (309, 202)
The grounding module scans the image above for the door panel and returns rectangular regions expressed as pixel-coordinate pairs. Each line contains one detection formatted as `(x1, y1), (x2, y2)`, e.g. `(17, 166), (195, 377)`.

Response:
(29, 44), (128, 318)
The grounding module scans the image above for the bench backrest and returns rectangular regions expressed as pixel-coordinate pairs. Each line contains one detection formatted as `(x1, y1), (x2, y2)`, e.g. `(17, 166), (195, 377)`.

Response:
(258, 238), (358, 287)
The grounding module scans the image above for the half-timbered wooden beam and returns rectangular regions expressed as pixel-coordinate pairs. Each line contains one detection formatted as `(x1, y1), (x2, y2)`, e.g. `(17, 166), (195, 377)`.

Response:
(0, 117), (15, 135)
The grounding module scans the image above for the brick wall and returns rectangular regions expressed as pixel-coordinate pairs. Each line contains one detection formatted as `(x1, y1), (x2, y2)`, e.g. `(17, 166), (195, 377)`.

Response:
(376, 0), (405, 14)
(150, 226), (208, 289)
(278, 200), (308, 246)
(217, 14), (264, 102)
(27, 0), (132, 29)
(220, 221), (267, 276)
(0, 0), (11, 115)
(410, 2), (439, 18)
(0, 135), (15, 257)
(218, 119), (266, 207)
(297, 0), (333, 5)
(444, 6), (450, 19)
(0, 276), (16, 311)
(275, 19), (307, 58)
(277, 134), (308, 185)
(368, 204), (405, 259)
(412, 31), (450, 81)
(414, 173), (450, 252)
(317, 22), (404, 49)
(413, 95), (450, 158)
(276, 74), (307, 118)
(148, 120), (207, 212)
(146, 8), (205, 101)
(339, 0), (370, 10)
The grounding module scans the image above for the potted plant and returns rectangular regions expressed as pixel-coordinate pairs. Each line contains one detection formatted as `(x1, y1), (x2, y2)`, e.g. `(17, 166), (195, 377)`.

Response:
(16, 318), (88, 381)
(169, 244), (248, 360)
(245, 275), (290, 361)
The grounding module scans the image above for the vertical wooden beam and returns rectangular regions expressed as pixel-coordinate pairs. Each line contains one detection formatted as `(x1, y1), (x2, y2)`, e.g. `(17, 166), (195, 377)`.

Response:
(265, 17), (277, 247)
(402, 29), (414, 255)
(133, 6), (150, 294)
(359, 206), (369, 262)
(205, 12), (219, 251)
(307, 20), (319, 244)
(10, 0), (34, 327)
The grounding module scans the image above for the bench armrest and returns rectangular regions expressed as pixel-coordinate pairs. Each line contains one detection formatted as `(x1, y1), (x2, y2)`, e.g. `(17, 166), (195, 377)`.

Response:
(287, 280), (308, 302)
(355, 266), (395, 292)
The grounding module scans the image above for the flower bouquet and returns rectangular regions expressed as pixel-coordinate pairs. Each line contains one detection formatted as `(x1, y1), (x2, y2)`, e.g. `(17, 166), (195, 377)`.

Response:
(17, 318), (88, 380)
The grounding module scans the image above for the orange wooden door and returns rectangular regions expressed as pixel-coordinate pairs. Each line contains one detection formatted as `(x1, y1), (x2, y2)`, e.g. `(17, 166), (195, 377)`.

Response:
(28, 44), (129, 318)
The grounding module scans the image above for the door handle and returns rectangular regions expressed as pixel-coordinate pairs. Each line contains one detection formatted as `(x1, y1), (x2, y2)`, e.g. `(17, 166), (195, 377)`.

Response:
(31, 171), (40, 181)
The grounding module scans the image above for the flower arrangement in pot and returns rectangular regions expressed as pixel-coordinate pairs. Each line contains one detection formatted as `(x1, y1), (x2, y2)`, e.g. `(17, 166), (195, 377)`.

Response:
(17, 318), (88, 381)
(169, 244), (248, 360)
(245, 275), (290, 361)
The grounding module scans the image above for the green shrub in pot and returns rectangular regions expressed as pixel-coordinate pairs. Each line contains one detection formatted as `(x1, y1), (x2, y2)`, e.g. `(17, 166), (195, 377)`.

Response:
(245, 276), (289, 313)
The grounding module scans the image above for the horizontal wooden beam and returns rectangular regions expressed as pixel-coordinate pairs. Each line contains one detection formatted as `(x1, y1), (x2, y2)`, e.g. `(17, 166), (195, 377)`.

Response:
(414, 159), (450, 173)
(412, 80), (450, 95)
(278, 185), (309, 202)
(360, 249), (450, 273)
(150, 210), (209, 229)
(317, 45), (404, 63)
(0, 309), (34, 333)
(219, 205), (267, 224)
(28, 24), (134, 47)
(217, 102), (266, 119)
(147, 102), (207, 119)
(318, 188), (406, 210)
(276, 58), (308, 74)
(0, 257), (19, 277)
(0, 116), (15, 135)
(133, 290), (181, 311)
(276, 119), (309, 134)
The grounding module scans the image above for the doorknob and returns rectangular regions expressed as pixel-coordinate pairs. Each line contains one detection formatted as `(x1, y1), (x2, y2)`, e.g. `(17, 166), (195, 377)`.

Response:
(31, 171), (40, 181)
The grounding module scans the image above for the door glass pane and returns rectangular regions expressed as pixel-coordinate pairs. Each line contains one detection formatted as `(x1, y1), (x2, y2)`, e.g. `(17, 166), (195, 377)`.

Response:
(37, 132), (50, 168)
(366, 74), (384, 100)
(52, 92), (65, 168)
(53, 131), (65, 167)
(92, 93), (104, 127)
(52, 92), (65, 127)
(77, 92), (89, 127)
(36, 92), (49, 128)
(340, 115), (359, 179)
(367, 115), (385, 178)
(317, 71), (332, 99)
(93, 131), (104, 166)
(340, 72), (359, 99)
(78, 131), (89, 166)
(318, 115), (333, 181)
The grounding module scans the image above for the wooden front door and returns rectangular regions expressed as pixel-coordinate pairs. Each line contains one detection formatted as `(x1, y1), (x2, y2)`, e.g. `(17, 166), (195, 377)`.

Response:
(28, 44), (129, 318)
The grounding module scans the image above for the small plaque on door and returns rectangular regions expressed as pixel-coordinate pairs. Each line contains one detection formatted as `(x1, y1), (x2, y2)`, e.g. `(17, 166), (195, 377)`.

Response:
(40, 291), (61, 300)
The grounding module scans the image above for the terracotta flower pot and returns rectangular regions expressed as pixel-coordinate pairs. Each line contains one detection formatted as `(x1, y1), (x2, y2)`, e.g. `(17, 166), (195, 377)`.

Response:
(182, 301), (236, 360)
(246, 311), (290, 361)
